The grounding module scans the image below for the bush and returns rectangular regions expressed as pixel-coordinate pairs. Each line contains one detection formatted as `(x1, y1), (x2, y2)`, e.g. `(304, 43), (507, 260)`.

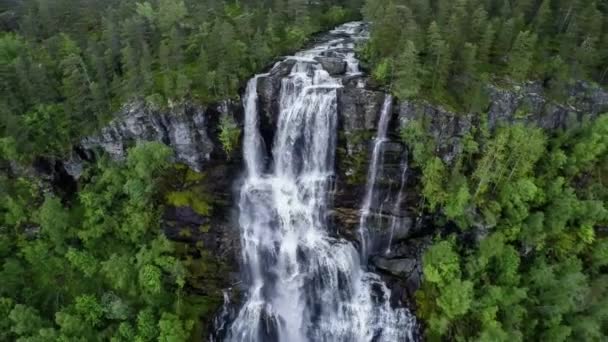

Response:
(218, 114), (241, 157)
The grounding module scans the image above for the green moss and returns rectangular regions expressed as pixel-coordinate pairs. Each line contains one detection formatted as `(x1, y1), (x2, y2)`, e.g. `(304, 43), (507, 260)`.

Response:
(185, 168), (205, 183)
(166, 190), (212, 216)
(178, 228), (192, 238)
(163, 165), (213, 216)
(339, 130), (375, 185)
(199, 224), (210, 233)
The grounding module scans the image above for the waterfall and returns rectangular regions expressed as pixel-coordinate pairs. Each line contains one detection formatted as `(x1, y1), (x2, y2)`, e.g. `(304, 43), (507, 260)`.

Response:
(358, 95), (393, 259)
(386, 157), (409, 254)
(242, 75), (268, 178)
(225, 22), (417, 342)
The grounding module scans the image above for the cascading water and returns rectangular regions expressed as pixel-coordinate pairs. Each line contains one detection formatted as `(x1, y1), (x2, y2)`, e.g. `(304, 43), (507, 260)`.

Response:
(224, 22), (417, 342)
(358, 95), (393, 259)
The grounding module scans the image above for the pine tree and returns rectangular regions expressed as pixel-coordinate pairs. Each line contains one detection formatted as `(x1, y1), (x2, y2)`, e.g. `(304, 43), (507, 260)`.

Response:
(157, 0), (187, 34)
(534, 0), (553, 36)
(120, 43), (141, 98)
(494, 18), (516, 63)
(478, 22), (496, 65)
(61, 54), (92, 127)
(426, 21), (451, 91)
(508, 30), (537, 81)
(102, 16), (121, 75)
(471, 7), (489, 42)
(139, 42), (153, 95)
(394, 40), (422, 99)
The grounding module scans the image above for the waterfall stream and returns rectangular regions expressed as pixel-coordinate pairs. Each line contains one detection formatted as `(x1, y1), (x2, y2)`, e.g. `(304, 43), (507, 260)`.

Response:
(224, 22), (417, 342)
(358, 95), (393, 260)
(387, 157), (409, 254)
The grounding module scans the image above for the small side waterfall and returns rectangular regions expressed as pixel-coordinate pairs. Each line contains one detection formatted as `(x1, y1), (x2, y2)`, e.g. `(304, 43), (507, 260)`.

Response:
(358, 95), (393, 259)
(224, 22), (417, 342)
(386, 156), (409, 254)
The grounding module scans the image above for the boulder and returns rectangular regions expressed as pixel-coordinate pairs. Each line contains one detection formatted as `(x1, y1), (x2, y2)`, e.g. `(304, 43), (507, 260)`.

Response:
(372, 236), (433, 307)
(314, 56), (347, 75)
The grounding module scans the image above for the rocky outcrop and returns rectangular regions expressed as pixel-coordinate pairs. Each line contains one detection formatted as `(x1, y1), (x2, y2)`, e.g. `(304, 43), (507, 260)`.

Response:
(486, 81), (608, 130)
(397, 101), (472, 164)
(397, 81), (608, 165)
(63, 100), (242, 179)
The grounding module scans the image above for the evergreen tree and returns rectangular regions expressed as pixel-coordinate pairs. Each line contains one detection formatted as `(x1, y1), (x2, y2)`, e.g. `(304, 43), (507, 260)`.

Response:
(508, 30), (537, 81)
(394, 40), (422, 98)
(426, 21), (451, 91)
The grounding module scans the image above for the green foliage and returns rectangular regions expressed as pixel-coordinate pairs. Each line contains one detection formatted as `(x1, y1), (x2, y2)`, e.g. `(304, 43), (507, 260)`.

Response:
(394, 40), (422, 98)
(0, 143), (203, 341)
(411, 114), (608, 340)
(422, 157), (447, 210)
(164, 165), (213, 216)
(218, 114), (241, 157)
(363, 0), (608, 106)
(166, 190), (212, 216)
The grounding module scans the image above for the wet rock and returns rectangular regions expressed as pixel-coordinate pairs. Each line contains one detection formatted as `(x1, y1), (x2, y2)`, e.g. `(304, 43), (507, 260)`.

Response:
(0, 7), (18, 32)
(269, 58), (296, 78)
(332, 207), (362, 241)
(314, 56), (347, 75)
(338, 85), (385, 132)
(257, 74), (281, 151)
(373, 236), (433, 308)
(373, 257), (418, 278)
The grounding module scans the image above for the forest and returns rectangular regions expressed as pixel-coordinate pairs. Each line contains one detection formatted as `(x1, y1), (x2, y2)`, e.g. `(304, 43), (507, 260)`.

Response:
(1, 0), (607, 341)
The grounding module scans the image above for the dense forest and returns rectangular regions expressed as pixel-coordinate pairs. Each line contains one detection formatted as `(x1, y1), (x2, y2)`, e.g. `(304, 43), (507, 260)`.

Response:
(0, 0), (607, 341)
(363, 0), (608, 340)
(363, 0), (608, 110)
(1, 0), (361, 160)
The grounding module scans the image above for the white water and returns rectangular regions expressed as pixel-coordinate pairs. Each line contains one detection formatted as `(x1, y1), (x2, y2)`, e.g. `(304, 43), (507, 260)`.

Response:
(358, 95), (393, 259)
(225, 22), (416, 342)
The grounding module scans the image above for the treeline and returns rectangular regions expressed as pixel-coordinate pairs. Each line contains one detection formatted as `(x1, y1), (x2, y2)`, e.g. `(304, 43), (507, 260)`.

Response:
(402, 97), (608, 338)
(362, 0), (608, 109)
(0, 0), (361, 161)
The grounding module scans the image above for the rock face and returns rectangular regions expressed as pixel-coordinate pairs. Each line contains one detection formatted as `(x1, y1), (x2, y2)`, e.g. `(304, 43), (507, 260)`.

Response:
(486, 81), (608, 130)
(64, 101), (242, 179)
(398, 81), (608, 165)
